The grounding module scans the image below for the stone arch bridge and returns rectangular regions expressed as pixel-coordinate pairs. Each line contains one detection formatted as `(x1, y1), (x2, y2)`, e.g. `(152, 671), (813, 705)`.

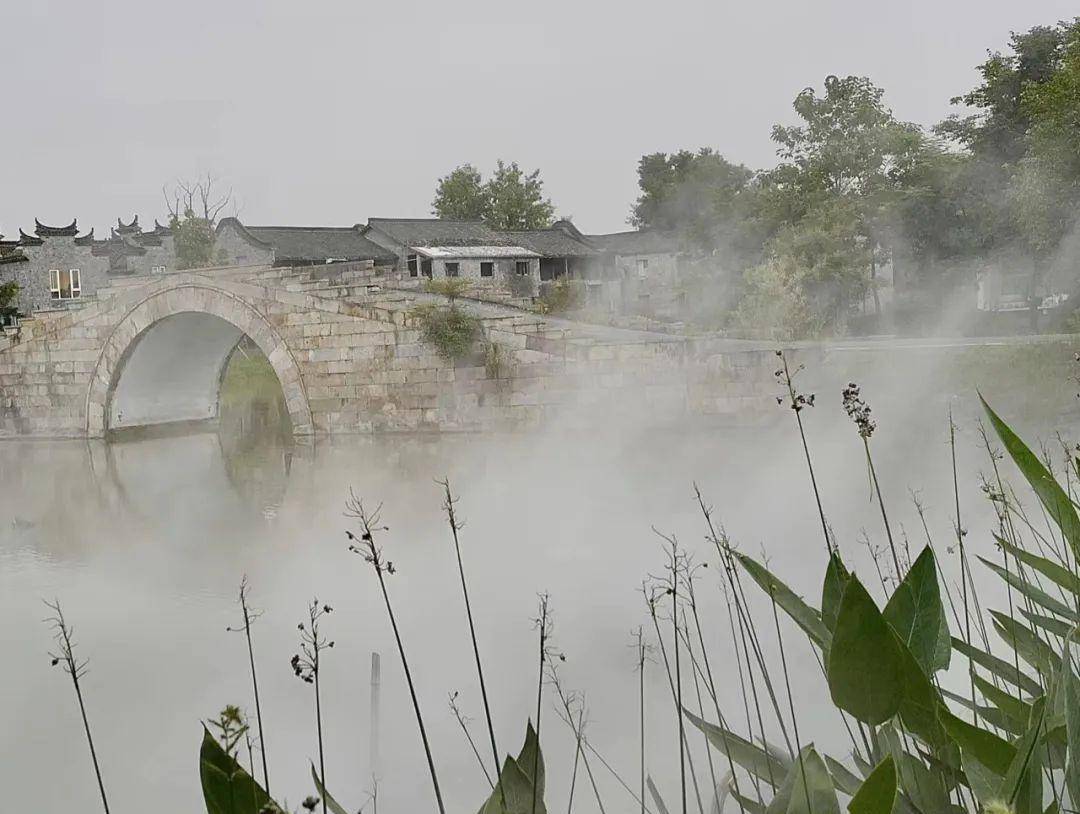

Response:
(0, 262), (777, 437)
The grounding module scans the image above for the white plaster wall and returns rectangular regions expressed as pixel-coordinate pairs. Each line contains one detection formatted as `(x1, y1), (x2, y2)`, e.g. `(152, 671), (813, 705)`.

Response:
(109, 312), (244, 429)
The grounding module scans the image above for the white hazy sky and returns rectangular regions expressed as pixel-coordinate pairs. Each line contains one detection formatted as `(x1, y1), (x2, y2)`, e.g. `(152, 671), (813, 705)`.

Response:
(3, 0), (1078, 236)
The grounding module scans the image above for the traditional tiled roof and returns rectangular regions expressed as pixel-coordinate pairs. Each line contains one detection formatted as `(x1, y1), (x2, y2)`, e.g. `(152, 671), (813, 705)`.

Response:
(152, 219), (173, 236)
(74, 229), (96, 246)
(509, 222), (600, 257)
(0, 249), (28, 264)
(116, 216), (141, 235)
(35, 218), (79, 238)
(91, 236), (146, 258)
(587, 229), (680, 256)
(363, 218), (510, 248)
(18, 229), (43, 246)
(218, 218), (397, 265)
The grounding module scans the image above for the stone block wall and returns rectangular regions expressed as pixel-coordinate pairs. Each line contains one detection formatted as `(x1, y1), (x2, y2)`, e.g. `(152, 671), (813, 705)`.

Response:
(0, 263), (780, 438)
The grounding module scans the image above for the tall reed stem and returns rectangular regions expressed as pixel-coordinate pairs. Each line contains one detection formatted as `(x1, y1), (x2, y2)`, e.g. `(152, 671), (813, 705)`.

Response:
(231, 577), (270, 794)
(533, 593), (551, 814)
(46, 601), (110, 814)
(439, 479), (502, 801)
(346, 498), (446, 814)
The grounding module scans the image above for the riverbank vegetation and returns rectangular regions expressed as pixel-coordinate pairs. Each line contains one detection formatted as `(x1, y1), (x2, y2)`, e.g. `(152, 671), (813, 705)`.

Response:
(46, 354), (1080, 814)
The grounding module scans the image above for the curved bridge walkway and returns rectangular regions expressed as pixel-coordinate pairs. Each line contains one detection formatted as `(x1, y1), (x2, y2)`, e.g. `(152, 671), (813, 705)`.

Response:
(0, 261), (777, 437)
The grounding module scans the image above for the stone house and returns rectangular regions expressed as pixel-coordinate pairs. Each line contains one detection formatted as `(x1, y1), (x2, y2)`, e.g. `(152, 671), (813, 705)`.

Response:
(359, 217), (541, 291)
(0, 216), (184, 316)
(214, 218), (396, 268)
(587, 229), (682, 315)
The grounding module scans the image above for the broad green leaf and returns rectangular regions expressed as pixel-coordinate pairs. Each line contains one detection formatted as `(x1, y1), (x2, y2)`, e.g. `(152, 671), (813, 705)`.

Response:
(938, 704), (1015, 776)
(199, 726), (282, 814)
(1063, 627), (1080, 808)
(998, 696), (1046, 814)
(980, 557), (1079, 622)
(475, 723), (547, 814)
(847, 755), (896, 814)
(884, 546), (951, 674)
(991, 611), (1057, 677)
(784, 747), (840, 814)
(893, 630), (948, 747)
(879, 726), (951, 814)
(996, 536), (1080, 599)
(732, 789), (768, 814)
(763, 747), (838, 814)
(737, 553), (831, 649)
(827, 575), (903, 725)
(952, 637), (1043, 696)
(982, 397), (1080, 561)
(684, 708), (790, 786)
(310, 763), (349, 814)
(822, 553), (851, 634)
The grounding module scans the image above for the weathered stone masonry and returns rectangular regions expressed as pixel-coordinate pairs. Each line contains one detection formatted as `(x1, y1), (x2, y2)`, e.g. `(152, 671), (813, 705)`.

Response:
(0, 261), (780, 438)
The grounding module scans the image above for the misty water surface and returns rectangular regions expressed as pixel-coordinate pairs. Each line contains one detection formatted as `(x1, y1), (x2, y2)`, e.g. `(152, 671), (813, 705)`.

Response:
(3, 340), (1080, 813)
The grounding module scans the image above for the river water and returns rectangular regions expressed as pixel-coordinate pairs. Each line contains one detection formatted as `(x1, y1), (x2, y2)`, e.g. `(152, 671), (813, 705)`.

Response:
(3, 341), (1080, 813)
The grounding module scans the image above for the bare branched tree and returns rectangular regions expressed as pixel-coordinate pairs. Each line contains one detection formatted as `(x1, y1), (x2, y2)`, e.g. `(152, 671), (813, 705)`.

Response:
(163, 172), (234, 224)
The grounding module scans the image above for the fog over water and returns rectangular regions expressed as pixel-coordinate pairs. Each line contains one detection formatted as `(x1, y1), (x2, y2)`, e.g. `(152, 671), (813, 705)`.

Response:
(3, 341), (1080, 813)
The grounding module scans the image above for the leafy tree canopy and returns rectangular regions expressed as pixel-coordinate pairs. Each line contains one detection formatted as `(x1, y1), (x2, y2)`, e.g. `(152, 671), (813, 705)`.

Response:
(431, 160), (555, 230)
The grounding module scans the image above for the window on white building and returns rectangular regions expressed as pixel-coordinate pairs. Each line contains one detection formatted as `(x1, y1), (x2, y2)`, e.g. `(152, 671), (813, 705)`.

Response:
(445, 262), (460, 278)
(515, 260), (530, 276)
(637, 258), (649, 278)
(480, 261), (494, 278)
(50, 269), (81, 300)
(407, 254), (418, 277)
(151, 265), (166, 274)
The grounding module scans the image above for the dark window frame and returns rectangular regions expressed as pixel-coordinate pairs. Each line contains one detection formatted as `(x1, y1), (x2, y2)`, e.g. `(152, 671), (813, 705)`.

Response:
(480, 261), (495, 278)
(445, 261), (460, 278)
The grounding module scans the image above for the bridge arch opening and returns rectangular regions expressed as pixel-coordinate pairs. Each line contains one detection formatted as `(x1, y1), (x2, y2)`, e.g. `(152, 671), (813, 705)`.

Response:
(85, 285), (312, 437)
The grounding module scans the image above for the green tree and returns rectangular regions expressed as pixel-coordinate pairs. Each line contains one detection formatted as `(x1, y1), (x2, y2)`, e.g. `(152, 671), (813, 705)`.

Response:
(484, 160), (554, 230)
(431, 164), (489, 221)
(164, 175), (233, 270)
(630, 148), (757, 257)
(0, 279), (18, 318)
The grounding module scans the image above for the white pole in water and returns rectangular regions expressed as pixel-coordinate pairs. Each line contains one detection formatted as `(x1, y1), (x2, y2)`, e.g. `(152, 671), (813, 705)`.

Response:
(369, 652), (381, 780)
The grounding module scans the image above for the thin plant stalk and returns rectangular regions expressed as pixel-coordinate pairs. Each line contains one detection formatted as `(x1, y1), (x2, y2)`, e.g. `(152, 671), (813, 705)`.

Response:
(290, 599), (334, 814)
(46, 600), (110, 814)
(949, 411), (978, 724)
(532, 593), (551, 814)
(345, 497), (446, 814)
(449, 692), (494, 788)
(635, 627), (647, 814)
(229, 576), (271, 795)
(440, 479), (501, 800)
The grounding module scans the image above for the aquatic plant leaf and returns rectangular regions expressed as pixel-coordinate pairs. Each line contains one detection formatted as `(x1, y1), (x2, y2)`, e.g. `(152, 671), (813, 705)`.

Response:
(731, 788), (767, 814)
(736, 553), (830, 649)
(310, 763), (350, 814)
(938, 704), (1015, 777)
(941, 688), (1023, 736)
(1063, 627), (1080, 808)
(991, 611), (1057, 677)
(823, 755), (863, 796)
(822, 552), (850, 635)
(879, 725), (951, 814)
(972, 672), (1034, 732)
(884, 545), (951, 674)
(684, 708), (790, 784)
(199, 726), (282, 814)
(980, 557), (1079, 622)
(952, 637), (1043, 696)
(827, 575), (903, 725)
(982, 396), (1080, 561)
(892, 630), (948, 747)
(475, 722), (546, 814)
(647, 776), (673, 814)
(995, 536), (1080, 599)
(1021, 608), (1075, 639)
(773, 746), (839, 814)
(998, 696), (1046, 814)
(847, 755), (896, 814)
